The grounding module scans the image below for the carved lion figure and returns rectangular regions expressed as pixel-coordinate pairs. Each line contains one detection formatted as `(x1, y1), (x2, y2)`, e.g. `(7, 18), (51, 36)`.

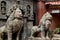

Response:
(31, 12), (52, 39)
(6, 8), (23, 40)
(0, 8), (23, 40)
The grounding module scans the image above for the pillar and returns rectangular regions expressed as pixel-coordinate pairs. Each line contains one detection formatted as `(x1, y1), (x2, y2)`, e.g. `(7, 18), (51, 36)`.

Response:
(36, 0), (46, 25)
(36, 0), (47, 37)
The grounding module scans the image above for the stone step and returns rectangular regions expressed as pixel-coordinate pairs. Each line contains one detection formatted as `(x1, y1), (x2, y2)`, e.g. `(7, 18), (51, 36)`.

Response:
(28, 34), (60, 40)
(28, 37), (60, 40)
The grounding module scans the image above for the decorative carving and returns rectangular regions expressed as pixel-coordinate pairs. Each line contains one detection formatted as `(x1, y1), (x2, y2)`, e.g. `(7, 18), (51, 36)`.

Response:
(31, 12), (53, 40)
(1, 1), (6, 15)
(0, 8), (23, 40)
(26, 5), (31, 16)
(6, 8), (23, 40)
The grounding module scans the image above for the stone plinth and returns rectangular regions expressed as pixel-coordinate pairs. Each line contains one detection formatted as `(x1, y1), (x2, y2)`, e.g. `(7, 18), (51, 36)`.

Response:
(28, 37), (49, 40)
(28, 37), (60, 40)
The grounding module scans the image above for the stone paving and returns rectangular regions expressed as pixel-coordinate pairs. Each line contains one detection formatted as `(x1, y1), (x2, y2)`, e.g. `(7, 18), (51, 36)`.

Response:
(28, 37), (60, 40)
(28, 34), (60, 40)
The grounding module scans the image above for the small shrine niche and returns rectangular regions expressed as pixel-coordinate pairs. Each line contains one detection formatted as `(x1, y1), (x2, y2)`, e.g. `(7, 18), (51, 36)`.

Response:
(26, 5), (31, 16)
(1, 1), (6, 15)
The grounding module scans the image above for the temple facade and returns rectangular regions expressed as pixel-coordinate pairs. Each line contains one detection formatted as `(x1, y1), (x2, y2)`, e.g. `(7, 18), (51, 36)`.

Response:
(0, 0), (35, 30)
(0, 0), (36, 38)
(1, 0), (60, 38)
(36, 0), (60, 30)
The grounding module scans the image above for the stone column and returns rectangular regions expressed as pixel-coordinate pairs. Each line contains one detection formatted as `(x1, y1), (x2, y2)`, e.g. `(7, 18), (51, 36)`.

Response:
(21, 15), (28, 40)
(36, 0), (46, 26)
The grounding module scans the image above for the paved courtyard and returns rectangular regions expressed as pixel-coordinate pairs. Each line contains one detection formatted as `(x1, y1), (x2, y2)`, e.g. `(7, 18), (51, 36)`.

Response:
(28, 34), (60, 40)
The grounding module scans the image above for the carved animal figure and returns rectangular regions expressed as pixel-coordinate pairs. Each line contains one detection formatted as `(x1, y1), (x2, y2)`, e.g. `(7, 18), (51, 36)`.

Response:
(6, 8), (23, 40)
(39, 12), (52, 39)
(0, 7), (23, 40)
(0, 26), (6, 40)
(31, 12), (52, 40)
(31, 26), (38, 37)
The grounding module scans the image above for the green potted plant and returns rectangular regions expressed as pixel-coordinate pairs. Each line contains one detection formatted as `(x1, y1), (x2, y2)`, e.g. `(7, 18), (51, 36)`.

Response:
(53, 28), (60, 34)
